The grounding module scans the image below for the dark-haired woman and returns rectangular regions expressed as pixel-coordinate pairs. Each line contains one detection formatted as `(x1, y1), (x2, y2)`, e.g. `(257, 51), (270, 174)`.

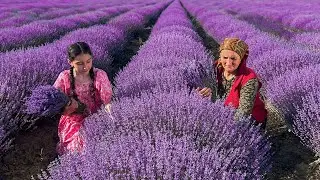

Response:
(53, 42), (112, 154)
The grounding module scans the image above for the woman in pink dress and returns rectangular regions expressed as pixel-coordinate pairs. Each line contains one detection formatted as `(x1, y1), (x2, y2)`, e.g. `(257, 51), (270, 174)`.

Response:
(53, 42), (112, 155)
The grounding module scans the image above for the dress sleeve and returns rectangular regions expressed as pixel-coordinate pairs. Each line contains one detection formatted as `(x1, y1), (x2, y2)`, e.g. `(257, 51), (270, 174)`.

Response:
(234, 78), (259, 120)
(95, 69), (113, 104)
(53, 71), (67, 94)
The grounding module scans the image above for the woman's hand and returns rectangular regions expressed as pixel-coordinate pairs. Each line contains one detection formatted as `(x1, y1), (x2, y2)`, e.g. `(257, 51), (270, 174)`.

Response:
(104, 103), (114, 119)
(62, 97), (78, 115)
(104, 103), (112, 113)
(196, 87), (212, 98)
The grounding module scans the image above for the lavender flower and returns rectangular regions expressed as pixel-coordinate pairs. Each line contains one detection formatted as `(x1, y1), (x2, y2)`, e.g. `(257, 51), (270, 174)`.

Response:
(183, 60), (215, 89)
(25, 85), (69, 117)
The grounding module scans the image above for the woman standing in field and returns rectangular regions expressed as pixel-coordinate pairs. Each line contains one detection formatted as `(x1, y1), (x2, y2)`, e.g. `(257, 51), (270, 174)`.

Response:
(53, 42), (112, 154)
(197, 38), (267, 127)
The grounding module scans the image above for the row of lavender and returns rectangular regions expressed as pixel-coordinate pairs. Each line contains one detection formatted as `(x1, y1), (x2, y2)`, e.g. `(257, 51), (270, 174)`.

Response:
(0, 0), (153, 29)
(0, 2), (78, 12)
(0, 3), (113, 29)
(181, 0), (320, 157)
(206, 0), (320, 50)
(213, 0), (320, 32)
(0, 1), (168, 158)
(0, 0), (112, 12)
(0, 1), (100, 19)
(41, 1), (271, 179)
(0, 4), (140, 52)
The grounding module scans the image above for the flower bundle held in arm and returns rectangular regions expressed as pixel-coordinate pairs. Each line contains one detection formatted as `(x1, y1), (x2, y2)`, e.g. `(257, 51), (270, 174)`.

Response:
(25, 85), (69, 117)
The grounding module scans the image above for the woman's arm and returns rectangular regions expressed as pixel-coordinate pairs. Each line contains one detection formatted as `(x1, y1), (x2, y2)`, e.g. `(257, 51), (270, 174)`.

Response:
(104, 103), (112, 113)
(62, 97), (78, 115)
(235, 78), (259, 120)
(196, 87), (212, 98)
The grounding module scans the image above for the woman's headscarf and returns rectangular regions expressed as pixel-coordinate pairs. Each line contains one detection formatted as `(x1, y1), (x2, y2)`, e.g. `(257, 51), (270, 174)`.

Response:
(219, 38), (249, 60)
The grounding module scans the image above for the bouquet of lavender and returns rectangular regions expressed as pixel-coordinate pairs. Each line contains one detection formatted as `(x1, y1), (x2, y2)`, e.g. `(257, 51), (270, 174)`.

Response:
(25, 85), (70, 117)
(183, 61), (217, 100)
(183, 61), (214, 88)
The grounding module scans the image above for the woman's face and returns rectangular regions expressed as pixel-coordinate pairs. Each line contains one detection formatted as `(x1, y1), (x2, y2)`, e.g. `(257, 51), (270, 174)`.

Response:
(69, 53), (92, 75)
(219, 50), (241, 74)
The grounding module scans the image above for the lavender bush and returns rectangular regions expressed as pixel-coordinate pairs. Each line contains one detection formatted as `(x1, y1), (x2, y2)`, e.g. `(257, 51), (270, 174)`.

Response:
(40, 89), (271, 179)
(264, 63), (320, 158)
(43, 132), (249, 180)
(266, 65), (320, 123)
(292, 90), (320, 155)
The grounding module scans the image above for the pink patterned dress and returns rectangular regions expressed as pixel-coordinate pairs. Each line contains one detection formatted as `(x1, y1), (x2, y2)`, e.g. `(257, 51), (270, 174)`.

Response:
(53, 68), (112, 154)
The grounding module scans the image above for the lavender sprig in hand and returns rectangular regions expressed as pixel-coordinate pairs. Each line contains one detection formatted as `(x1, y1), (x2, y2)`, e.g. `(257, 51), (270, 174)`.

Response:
(25, 85), (70, 117)
(183, 61), (216, 87)
(183, 61), (217, 100)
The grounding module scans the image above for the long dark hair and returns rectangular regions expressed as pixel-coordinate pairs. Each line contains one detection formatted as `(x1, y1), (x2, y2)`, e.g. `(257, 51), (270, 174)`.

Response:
(67, 42), (96, 104)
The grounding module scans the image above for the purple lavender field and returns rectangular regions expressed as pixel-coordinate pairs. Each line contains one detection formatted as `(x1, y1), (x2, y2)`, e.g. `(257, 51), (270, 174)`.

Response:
(0, 0), (320, 179)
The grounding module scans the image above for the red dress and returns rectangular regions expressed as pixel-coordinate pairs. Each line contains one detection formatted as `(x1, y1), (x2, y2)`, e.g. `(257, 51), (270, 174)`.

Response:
(53, 68), (112, 154)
